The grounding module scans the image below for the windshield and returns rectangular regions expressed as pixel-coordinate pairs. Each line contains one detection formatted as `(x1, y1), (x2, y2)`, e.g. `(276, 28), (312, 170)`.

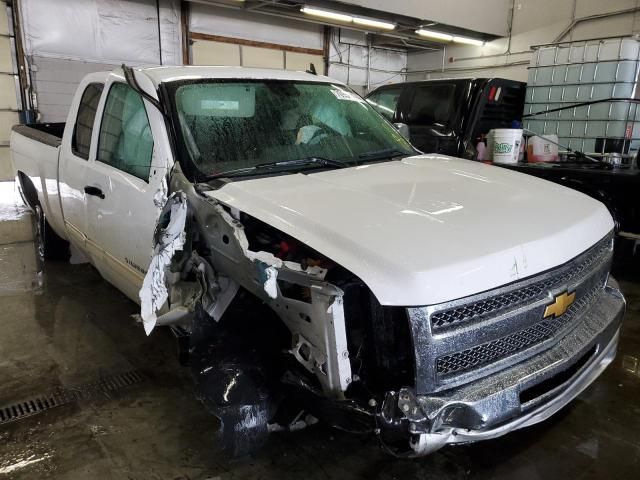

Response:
(168, 80), (414, 179)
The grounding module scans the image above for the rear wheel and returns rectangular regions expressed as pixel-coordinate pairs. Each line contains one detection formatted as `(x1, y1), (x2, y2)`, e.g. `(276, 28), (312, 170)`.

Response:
(34, 204), (69, 261)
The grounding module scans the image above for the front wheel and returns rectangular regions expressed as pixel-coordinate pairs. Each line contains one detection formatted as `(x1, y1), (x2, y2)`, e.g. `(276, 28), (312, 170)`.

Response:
(33, 205), (69, 261)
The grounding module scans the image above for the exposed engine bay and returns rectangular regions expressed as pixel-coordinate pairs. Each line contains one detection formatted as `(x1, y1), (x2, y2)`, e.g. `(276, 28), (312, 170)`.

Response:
(137, 169), (417, 456)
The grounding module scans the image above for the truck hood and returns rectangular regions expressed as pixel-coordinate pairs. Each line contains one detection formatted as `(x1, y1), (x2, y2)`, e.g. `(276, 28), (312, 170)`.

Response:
(206, 154), (613, 306)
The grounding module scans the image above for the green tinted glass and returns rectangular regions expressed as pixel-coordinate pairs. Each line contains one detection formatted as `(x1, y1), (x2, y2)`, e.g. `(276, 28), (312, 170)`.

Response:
(98, 83), (154, 181)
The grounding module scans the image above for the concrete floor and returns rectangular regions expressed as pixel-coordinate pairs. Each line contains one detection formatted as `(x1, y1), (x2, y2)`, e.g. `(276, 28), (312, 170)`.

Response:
(1, 184), (640, 479)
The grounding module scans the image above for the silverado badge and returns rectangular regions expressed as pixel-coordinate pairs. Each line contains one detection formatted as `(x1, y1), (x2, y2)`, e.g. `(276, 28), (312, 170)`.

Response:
(544, 291), (576, 319)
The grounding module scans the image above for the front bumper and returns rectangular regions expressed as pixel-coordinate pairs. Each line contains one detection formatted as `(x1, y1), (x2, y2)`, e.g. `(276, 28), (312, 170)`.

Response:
(382, 277), (625, 456)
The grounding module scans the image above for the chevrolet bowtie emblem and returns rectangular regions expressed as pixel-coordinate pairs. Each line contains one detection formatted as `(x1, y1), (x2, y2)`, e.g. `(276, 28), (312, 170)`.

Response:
(543, 291), (576, 319)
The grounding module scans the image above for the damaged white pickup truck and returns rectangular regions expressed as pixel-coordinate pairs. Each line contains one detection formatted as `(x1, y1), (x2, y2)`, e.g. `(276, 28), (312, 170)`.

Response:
(11, 66), (625, 457)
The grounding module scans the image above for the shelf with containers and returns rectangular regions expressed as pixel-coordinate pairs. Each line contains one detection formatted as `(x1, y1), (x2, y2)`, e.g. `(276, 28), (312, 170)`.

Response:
(523, 36), (640, 160)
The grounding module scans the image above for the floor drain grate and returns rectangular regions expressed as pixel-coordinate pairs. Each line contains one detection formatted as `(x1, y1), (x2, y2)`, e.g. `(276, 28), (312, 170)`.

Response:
(0, 370), (146, 426)
(0, 395), (64, 424)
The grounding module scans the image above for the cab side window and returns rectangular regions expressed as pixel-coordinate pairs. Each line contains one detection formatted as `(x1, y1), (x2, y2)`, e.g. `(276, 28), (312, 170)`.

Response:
(97, 83), (154, 181)
(366, 87), (402, 121)
(72, 83), (103, 159)
(407, 84), (456, 126)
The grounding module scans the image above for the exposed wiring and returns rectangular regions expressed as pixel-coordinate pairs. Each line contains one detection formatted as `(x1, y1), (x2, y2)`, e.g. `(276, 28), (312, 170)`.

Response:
(368, 71), (406, 86)
(328, 28), (408, 90)
(406, 60), (529, 75)
(329, 45), (350, 61)
(330, 30), (345, 62)
(329, 61), (406, 75)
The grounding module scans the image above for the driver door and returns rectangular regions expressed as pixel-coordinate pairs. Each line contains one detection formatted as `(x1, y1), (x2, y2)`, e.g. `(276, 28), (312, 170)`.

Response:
(83, 80), (169, 303)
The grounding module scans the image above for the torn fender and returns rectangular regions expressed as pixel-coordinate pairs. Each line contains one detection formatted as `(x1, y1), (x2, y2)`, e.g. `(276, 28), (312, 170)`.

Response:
(140, 191), (188, 335)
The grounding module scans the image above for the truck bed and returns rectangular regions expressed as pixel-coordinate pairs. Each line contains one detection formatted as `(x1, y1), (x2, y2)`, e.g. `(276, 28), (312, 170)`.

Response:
(12, 123), (65, 148)
(10, 122), (67, 238)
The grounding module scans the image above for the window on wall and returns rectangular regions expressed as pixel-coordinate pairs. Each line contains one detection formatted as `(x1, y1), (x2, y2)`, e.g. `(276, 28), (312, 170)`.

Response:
(97, 83), (153, 181)
(72, 83), (104, 159)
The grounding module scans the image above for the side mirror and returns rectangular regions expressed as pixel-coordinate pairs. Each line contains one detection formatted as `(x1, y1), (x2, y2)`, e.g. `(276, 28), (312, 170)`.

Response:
(394, 122), (410, 140)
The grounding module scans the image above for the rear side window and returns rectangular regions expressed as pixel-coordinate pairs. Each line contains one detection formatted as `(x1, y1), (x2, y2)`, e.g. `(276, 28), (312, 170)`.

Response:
(72, 83), (103, 159)
(408, 84), (456, 126)
(367, 87), (402, 121)
(97, 83), (154, 181)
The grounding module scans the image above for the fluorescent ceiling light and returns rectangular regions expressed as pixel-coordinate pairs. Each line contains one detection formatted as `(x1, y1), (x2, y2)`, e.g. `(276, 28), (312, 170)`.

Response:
(301, 6), (394, 29)
(453, 35), (484, 46)
(353, 17), (396, 30)
(415, 29), (484, 45)
(415, 29), (453, 42)
(301, 6), (353, 23)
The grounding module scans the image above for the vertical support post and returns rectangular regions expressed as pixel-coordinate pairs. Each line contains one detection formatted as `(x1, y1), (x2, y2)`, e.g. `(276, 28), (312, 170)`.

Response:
(180, 0), (190, 65)
(322, 25), (330, 75)
(156, 0), (163, 65)
(10, 0), (31, 114)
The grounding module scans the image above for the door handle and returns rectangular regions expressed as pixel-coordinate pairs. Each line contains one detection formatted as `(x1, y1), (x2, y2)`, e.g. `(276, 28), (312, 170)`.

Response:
(84, 186), (105, 199)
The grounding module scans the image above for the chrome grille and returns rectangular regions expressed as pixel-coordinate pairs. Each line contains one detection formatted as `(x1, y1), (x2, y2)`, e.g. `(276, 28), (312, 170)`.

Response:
(407, 232), (614, 393)
(436, 282), (604, 376)
(430, 234), (613, 331)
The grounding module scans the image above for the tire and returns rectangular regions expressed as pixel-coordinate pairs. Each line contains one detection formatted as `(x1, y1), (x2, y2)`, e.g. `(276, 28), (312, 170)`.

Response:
(15, 176), (29, 208)
(34, 204), (69, 261)
(190, 304), (273, 457)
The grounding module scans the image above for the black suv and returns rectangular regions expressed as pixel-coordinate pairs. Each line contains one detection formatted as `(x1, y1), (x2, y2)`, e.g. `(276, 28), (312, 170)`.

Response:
(366, 78), (526, 158)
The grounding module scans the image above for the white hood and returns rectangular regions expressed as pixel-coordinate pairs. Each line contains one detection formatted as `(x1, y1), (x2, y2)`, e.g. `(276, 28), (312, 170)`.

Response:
(206, 155), (614, 306)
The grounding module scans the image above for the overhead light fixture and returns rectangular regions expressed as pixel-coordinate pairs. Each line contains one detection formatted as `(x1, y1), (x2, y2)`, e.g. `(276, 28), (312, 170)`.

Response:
(353, 17), (396, 30)
(415, 29), (453, 42)
(453, 36), (484, 46)
(300, 6), (352, 23)
(415, 29), (484, 45)
(301, 6), (395, 30)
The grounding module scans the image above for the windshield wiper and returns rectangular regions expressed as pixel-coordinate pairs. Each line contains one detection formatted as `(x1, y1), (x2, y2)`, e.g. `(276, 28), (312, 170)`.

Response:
(357, 148), (412, 162)
(206, 157), (349, 180)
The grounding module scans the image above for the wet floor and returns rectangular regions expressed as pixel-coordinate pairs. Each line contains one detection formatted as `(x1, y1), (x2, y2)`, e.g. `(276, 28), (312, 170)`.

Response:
(1, 185), (640, 479)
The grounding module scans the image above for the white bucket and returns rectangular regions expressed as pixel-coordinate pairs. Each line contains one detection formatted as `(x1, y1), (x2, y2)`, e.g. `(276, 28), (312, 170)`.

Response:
(527, 134), (559, 162)
(491, 128), (523, 164)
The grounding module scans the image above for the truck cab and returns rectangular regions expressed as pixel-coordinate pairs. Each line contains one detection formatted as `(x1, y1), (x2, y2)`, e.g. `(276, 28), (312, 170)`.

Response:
(366, 78), (526, 158)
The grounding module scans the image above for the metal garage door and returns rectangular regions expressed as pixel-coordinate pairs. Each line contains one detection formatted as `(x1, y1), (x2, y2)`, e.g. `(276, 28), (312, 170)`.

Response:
(29, 56), (117, 122)
(0, 1), (19, 181)
(190, 34), (325, 74)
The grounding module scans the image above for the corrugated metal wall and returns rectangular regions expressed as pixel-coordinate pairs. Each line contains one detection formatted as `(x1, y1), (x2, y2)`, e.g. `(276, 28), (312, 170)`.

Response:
(29, 56), (117, 123)
(0, 1), (19, 181)
(19, 0), (182, 122)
